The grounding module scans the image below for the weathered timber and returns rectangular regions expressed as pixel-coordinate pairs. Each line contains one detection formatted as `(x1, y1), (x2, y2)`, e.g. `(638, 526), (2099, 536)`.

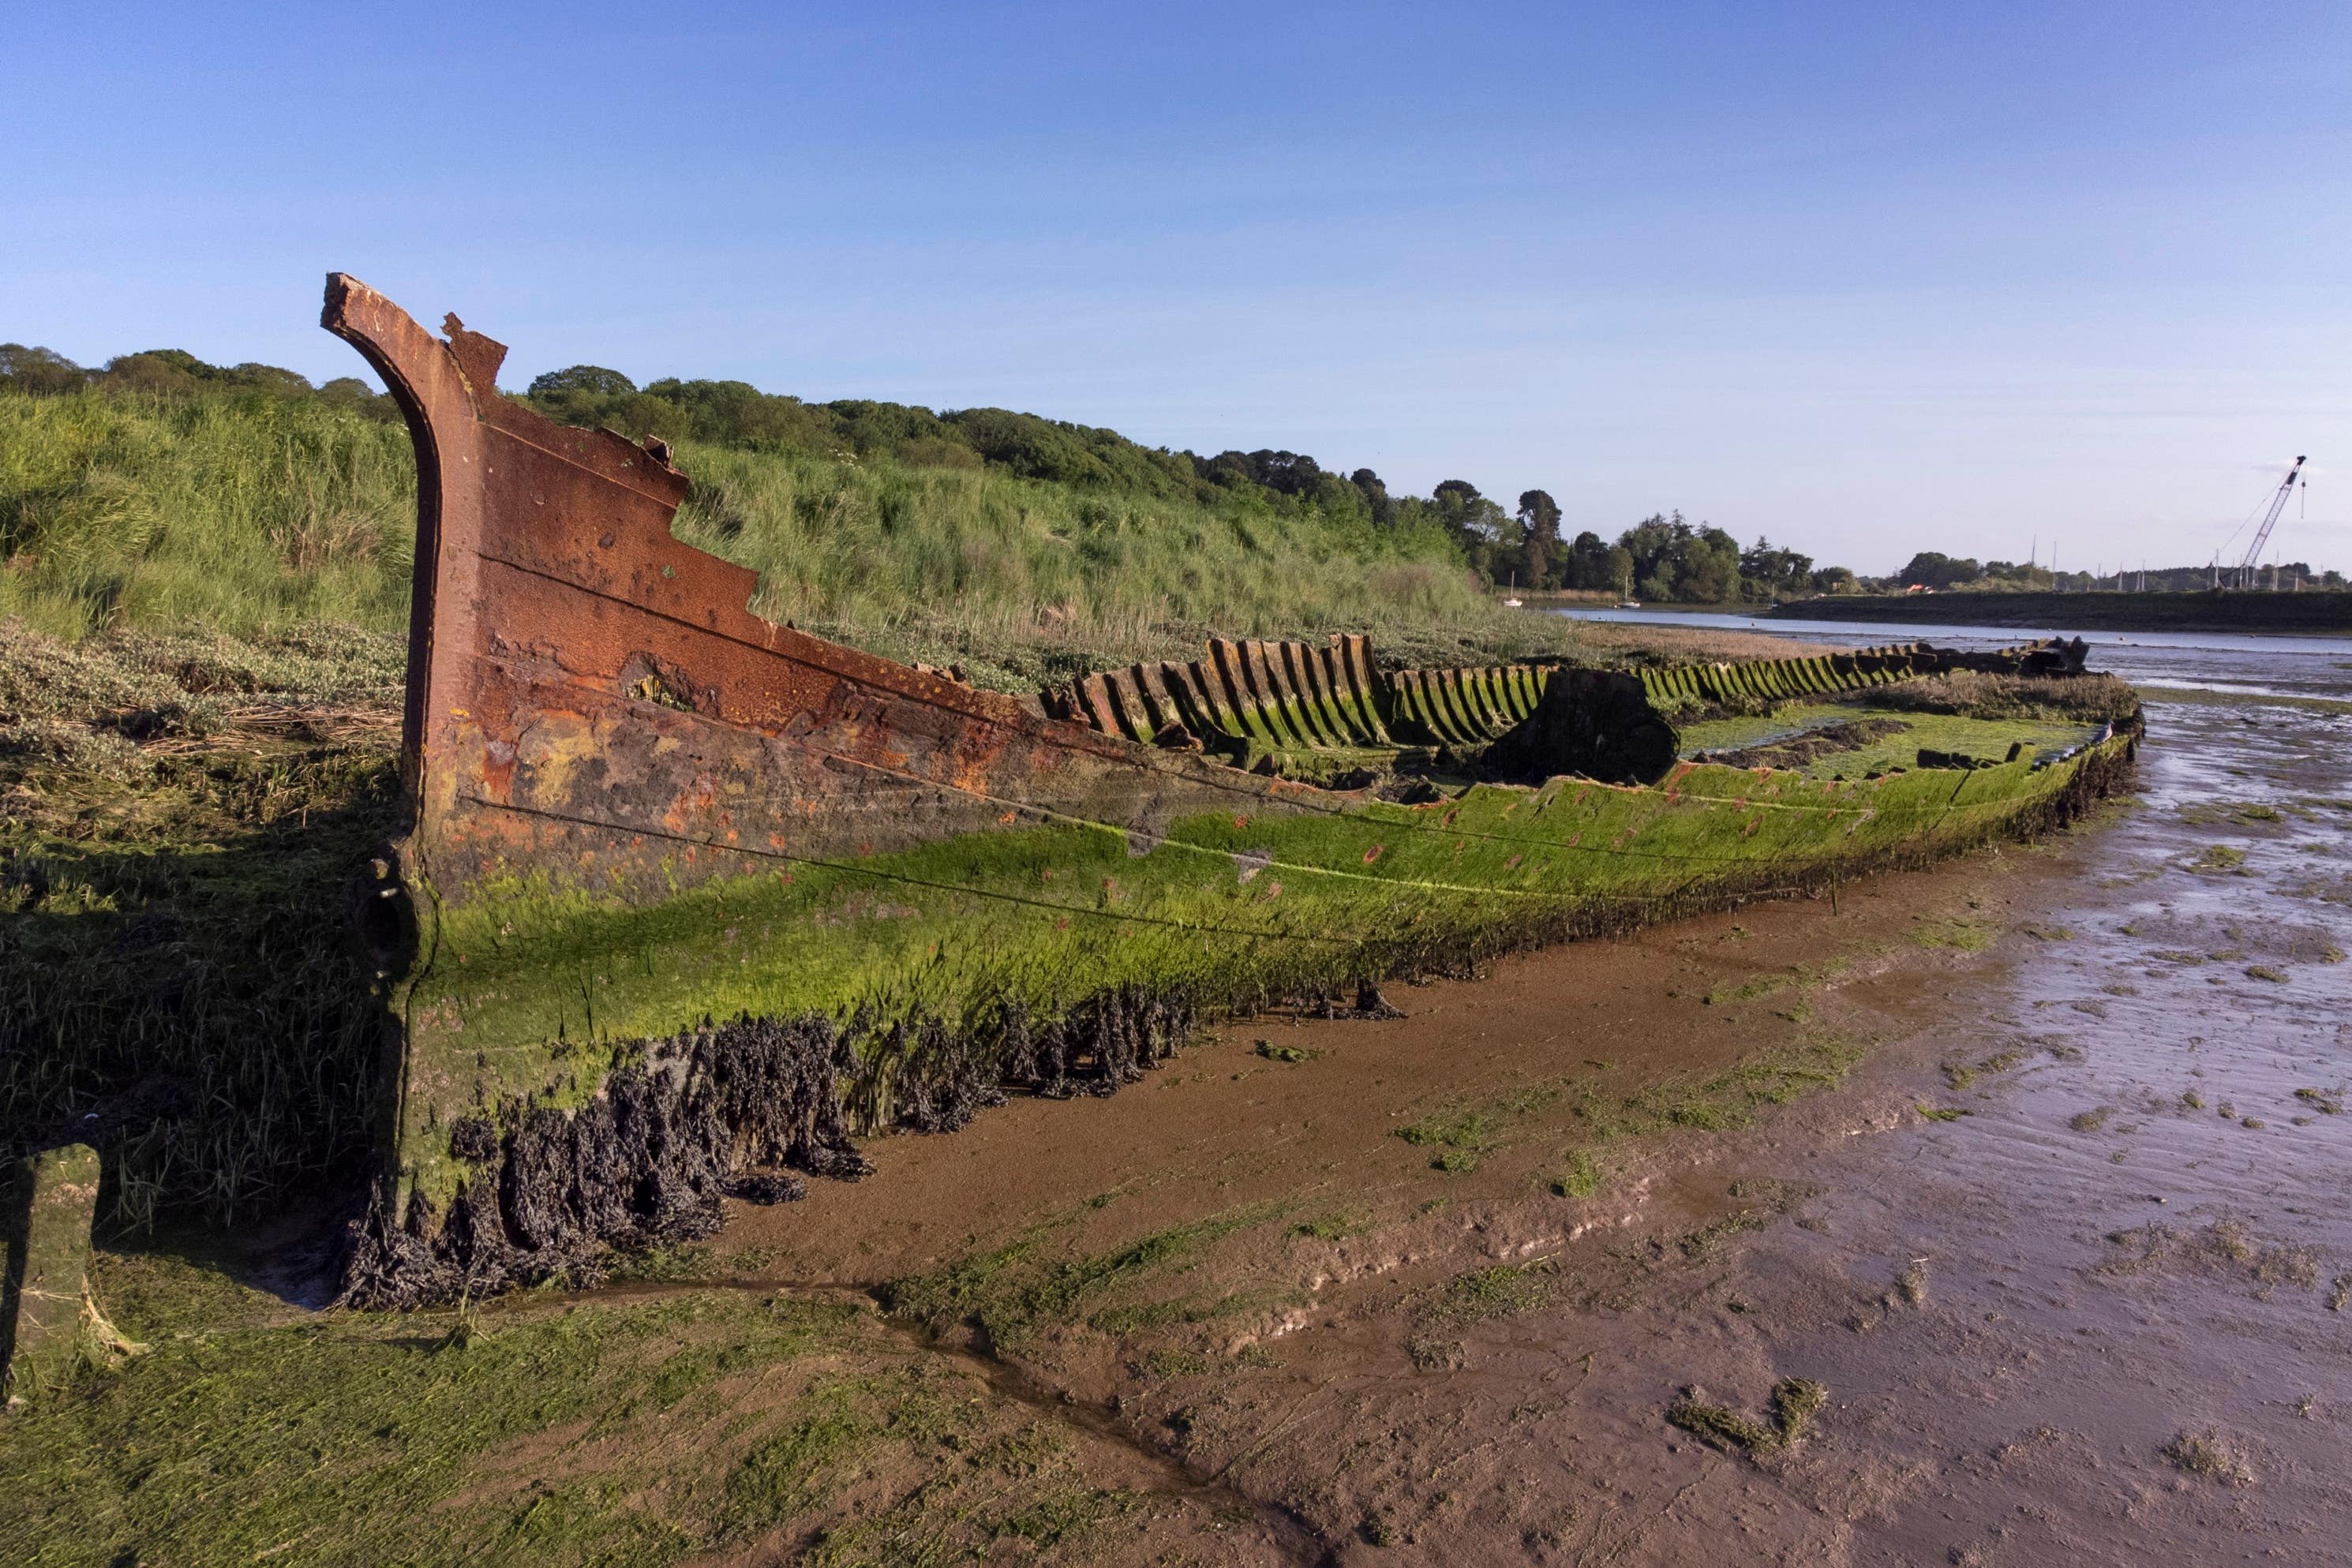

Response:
(2, 1144), (133, 1406)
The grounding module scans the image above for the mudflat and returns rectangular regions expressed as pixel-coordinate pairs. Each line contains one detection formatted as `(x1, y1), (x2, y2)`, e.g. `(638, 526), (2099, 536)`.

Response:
(9, 644), (2345, 1567)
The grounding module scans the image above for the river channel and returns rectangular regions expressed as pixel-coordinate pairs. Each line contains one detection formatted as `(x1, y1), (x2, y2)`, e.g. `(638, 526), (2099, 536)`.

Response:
(1532, 607), (2352, 1562)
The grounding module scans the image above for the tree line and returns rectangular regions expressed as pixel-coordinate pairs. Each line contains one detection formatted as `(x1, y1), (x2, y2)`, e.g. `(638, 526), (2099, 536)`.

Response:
(5, 341), (1882, 601)
(1892, 549), (2345, 593)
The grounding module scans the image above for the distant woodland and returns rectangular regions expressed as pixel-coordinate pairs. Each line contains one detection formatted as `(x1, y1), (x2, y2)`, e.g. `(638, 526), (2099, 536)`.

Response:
(3, 343), (2331, 622)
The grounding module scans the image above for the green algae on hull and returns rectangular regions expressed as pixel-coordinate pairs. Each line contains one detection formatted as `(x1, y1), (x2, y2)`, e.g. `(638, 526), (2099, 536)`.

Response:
(387, 732), (2136, 1247)
(322, 275), (2139, 1304)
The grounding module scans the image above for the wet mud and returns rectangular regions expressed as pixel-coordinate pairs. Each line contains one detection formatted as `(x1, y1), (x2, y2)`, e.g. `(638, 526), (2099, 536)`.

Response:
(36, 630), (2335, 1566)
(655, 630), (2347, 1565)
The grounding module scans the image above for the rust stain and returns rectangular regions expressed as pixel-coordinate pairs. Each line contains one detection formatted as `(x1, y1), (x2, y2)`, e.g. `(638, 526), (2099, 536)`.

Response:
(324, 275), (1335, 915)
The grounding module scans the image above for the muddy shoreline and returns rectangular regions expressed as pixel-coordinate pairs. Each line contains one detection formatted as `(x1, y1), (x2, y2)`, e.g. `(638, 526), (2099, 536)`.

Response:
(9, 642), (2346, 1566)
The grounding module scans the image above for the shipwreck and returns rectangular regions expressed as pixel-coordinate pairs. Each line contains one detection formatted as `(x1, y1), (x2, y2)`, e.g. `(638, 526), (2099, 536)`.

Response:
(324, 276), (2138, 1304)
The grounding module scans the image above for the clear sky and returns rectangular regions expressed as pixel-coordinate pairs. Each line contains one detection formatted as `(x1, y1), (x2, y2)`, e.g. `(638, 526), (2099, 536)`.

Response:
(8, 2), (2347, 574)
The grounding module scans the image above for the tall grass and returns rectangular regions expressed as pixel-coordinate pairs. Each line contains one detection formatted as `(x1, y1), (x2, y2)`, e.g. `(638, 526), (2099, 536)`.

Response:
(0, 387), (1557, 682)
(0, 386), (1822, 687)
(0, 390), (417, 638)
(669, 442), (1497, 683)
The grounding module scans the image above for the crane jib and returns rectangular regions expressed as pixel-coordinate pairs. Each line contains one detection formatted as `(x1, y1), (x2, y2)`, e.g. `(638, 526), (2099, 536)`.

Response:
(2239, 455), (2307, 582)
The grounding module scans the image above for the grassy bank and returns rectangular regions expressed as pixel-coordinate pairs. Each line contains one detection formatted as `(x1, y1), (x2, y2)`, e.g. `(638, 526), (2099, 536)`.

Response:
(1772, 590), (2352, 635)
(0, 386), (1639, 684)
(0, 627), (403, 1226)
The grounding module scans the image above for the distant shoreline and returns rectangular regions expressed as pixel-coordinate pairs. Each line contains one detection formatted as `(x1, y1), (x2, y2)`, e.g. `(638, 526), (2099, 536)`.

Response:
(1765, 590), (2352, 635)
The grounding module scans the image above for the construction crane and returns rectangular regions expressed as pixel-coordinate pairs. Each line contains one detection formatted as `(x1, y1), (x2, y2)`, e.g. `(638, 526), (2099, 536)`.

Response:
(2236, 456), (2307, 586)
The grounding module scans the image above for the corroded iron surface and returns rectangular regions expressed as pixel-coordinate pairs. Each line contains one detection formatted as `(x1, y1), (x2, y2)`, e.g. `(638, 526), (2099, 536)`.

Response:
(324, 276), (2135, 1304)
(323, 276), (1330, 915)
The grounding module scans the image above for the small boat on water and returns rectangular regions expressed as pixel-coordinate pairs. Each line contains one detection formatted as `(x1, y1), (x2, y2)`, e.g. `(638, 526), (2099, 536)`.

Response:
(1617, 600), (1641, 609)
(321, 276), (2140, 1302)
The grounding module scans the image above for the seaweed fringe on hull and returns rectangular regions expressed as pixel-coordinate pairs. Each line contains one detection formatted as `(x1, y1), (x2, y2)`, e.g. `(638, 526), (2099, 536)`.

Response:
(323, 278), (2137, 1305)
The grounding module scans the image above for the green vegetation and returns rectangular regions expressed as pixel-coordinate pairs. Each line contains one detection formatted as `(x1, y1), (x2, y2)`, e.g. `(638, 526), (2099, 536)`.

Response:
(1289, 1211), (1369, 1242)
(1886, 548), (2341, 593)
(882, 1205), (1274, 1349)
(1671, 668), (2138, 794)
(1549, 1149), (1605, 1198)
(0, 627), (403, 1222)
(0, 1243), (1144, 1566)
(0, 387), (416, 639)
(1428, 1260), (1555, 1325)
(1, 342), (1854, 672)
(1532, 510), (1841, 603)
(1942, 1047), (2025, 1090)
(1571, 1035), (1866, 1143)
(1908, 916), (1998, 952)
(1665, 1377), (1828, 1457)
(1397, 1107), (1502, 1172)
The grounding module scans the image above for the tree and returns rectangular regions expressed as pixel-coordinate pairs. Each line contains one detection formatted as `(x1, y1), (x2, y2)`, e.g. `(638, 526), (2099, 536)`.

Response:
(1562, 530), (1613, 590)
(102, 351), (208, 395)
(1619, 512), (1694, 601)
(1606, 544), (1635, 596)
(0, 344), (88, 395)
(529, 365), (636, 399)
(1738, 536), (1813, 601)
(1893, 551), (1981, 589)
(1430, 481), (1516, 581)
(1680, 526), (1742, 602)
(1515, 489), (1562, 589)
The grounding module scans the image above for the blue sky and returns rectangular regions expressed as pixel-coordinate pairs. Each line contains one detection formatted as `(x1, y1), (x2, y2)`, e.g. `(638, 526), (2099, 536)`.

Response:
(8, 2), (2347, 574)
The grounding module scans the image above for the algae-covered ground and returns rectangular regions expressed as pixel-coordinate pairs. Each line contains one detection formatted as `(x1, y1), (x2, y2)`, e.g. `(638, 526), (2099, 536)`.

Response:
(0, 851), (2003, 1566)
(1672, 669), (2137, 781)
(0, 610), (2148, 1566)
(0, 613), (1828, 1231)
(29, 787), (2338, 1568)
(0, 626), (403, 1226)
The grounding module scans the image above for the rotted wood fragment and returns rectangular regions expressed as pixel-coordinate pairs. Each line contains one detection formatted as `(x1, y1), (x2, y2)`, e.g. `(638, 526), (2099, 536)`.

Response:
(2, 1143), (140, 1409)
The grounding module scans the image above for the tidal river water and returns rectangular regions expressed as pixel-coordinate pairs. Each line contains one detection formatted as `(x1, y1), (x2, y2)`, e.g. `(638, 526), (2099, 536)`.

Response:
(1552, 608), (2352, 1562)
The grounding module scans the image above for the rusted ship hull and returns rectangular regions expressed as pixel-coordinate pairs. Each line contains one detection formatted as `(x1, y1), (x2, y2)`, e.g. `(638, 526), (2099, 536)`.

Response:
(325, 278), (2136, 1304)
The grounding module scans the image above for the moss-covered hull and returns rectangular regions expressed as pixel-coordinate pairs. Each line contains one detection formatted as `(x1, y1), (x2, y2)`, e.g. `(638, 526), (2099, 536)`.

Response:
(323, 278), (2137, 1304)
